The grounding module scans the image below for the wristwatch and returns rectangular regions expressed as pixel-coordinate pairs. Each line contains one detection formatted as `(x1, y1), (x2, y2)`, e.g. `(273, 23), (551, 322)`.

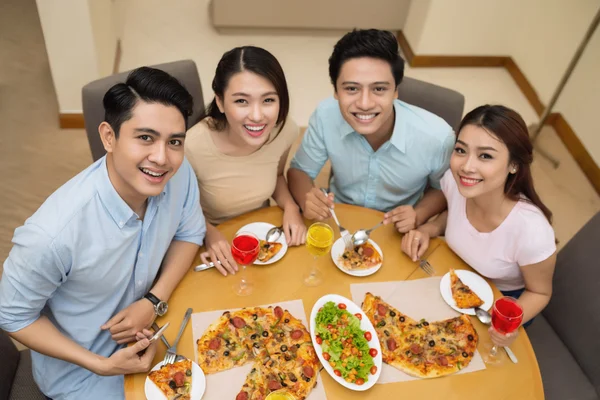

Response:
(144, 292), (168, 316)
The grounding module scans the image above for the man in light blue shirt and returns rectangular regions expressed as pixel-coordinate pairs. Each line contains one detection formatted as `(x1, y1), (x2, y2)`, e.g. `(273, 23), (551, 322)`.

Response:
(0, 67), (206, 399)
(289, 29), (454, 232)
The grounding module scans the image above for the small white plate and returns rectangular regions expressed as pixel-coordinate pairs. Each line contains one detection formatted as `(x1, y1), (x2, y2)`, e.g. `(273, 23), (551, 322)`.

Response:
(310, 294), (382, 391)
(439, 270), (494, 315)
(236, 222), (288, 265)
(144, 360), (206, 400)
(330, 238), (383, 277)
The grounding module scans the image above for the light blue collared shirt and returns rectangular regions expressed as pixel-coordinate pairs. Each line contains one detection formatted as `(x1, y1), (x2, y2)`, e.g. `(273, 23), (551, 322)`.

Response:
(0, 157), (205, 400)
(290, 97), (455, 212)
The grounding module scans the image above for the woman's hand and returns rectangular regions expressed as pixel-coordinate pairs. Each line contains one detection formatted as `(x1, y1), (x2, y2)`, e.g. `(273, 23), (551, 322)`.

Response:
(282, 205), (307, 246)
(202, 226), (238, 276)
(401, 229), (430, 262)
(489, 326), (519, 347)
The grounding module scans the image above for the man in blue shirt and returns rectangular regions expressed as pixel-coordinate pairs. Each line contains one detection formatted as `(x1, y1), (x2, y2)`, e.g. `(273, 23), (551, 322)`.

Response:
(288, 29), (454, 232)
(0, 67), (206, 399)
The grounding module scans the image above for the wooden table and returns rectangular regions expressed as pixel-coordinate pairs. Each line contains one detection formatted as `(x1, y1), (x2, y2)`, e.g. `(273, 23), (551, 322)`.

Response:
(125, 205), (544, 400)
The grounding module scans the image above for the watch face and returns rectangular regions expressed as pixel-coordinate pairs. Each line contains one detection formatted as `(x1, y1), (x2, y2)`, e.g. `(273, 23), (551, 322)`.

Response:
(156, 301), (168, 316)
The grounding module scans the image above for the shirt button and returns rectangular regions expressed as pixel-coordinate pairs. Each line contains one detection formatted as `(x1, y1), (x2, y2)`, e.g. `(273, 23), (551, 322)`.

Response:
(137, 280), (143, 287)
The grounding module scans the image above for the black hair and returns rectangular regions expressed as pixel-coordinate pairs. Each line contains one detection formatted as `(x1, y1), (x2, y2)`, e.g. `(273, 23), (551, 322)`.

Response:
(103, 66), (193, 137)
(328, 29), (405, 88)
(203, 46), (289, 131)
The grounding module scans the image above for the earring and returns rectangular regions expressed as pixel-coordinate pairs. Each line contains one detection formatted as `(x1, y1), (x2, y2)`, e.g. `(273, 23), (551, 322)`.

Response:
(511, 168), (517, 174)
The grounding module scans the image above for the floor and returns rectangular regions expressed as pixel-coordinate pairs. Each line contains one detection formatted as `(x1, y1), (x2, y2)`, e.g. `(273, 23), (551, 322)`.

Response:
(1, 0), (599, 349)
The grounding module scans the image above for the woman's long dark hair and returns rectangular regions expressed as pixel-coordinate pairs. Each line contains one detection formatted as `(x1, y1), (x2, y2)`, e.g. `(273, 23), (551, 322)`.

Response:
(458, 105), (553, 223)
(203, 46), (289, 132)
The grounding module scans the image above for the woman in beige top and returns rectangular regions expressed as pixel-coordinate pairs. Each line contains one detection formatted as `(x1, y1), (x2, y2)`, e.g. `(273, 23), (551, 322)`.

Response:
(185, 46), (306, 276)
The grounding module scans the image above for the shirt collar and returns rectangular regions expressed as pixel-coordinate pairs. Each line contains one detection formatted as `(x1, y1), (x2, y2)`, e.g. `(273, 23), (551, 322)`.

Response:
(339, 100), (406, 153)
(95, 157), (138, 229)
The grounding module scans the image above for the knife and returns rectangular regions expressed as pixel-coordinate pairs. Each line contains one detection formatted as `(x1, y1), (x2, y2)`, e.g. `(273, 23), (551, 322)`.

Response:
(504, 346), (518, 363)
(193, 260), (221, 272)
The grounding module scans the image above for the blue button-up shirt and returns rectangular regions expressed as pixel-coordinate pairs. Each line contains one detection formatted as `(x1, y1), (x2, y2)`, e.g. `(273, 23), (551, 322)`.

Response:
(0, 157), (205, 399)
(290, 97), (455, 212)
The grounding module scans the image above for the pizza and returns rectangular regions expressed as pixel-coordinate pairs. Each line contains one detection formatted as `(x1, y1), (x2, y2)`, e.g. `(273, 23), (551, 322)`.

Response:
(147, 359), (193, 400)
(449, 269), (484, 309)
(197, 305), (318, 400)
(362, 292), (478, 379)
(338, 242), (381, 271)
(257, 240), (283, 262)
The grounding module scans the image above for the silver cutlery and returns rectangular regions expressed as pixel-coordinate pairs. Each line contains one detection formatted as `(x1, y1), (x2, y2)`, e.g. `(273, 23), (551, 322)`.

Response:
(163, 307), (192, 365)
(320, 188), (353, 250)
(351, 221), (384, 246)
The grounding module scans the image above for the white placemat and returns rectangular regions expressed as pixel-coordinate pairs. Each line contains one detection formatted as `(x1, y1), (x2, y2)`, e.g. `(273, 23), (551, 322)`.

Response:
(192, 299), (327, 399)
(350, 278), (486, 384)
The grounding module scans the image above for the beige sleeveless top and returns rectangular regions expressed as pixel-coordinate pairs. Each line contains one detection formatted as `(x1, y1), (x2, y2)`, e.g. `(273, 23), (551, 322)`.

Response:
(185, 117), (298, 225)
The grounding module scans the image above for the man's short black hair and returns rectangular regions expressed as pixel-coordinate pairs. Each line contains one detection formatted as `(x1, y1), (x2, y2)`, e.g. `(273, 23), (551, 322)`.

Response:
(328, 29), (405, 88)
(103, 67), (193, 137)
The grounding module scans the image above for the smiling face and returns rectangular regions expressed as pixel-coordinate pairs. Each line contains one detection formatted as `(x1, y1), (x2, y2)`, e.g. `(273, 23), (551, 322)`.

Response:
(334, 57), (398, 140)
(450, 124), (517, 199)
(216, 70), (280, 148)
(99, 101), (186, 211)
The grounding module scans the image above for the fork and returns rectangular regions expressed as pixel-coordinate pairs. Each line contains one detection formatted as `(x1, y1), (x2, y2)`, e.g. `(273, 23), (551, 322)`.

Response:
(418, 243), (441, 276)
(320, 188), (353, 250)
(163, 307), (192, 365)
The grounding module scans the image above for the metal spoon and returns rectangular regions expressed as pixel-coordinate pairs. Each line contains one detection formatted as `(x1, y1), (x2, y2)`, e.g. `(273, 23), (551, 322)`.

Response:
(152, 323), (186, 362)
(351, 221), (384, 246)
(265, 225), (283, 242)
(474, 307), (518, 363)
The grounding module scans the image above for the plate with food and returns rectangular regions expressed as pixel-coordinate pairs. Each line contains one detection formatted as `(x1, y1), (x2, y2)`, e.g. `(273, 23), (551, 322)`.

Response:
(440, 269), (494, 315)
(330, 238), (383, 277)
(144, 358), (206, 400)
(237, 222), (288, 265)
(310, 294), (382, 391)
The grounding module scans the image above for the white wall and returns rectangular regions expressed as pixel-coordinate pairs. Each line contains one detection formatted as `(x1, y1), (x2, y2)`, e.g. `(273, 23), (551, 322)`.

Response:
(555, 26), (600, 165)
(404, 0), (599, 162)
(36, 0), (119, 113)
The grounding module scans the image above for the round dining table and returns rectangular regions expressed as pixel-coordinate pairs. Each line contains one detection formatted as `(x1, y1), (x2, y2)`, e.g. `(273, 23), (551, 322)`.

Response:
(125, 204), (544, 400)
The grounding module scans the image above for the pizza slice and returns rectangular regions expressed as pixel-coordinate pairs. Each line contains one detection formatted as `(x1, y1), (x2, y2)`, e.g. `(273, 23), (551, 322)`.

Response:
(197, 312), (250, 374)
(147, 359), (193, 400)
(339, 242), (382, 270)
(257, 240), (283, 262)
(449, 269), (484, 309)
(265, 306), (311, 356)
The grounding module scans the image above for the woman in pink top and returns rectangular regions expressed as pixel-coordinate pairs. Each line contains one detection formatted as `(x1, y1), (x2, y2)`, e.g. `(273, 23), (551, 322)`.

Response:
(401, 105), (556, 346)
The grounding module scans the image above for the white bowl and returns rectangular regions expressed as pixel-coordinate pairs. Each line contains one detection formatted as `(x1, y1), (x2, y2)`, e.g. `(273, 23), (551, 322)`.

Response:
(309, 294), (382, 391)
(330, 238), (383, 277)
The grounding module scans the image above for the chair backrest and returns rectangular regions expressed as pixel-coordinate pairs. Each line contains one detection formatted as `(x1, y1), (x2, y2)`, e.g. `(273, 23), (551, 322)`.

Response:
(542, 212), (600, 394)
(0, 330), (20, 398)
(82, 60), (205, 162)
(397, 76), (465, 132)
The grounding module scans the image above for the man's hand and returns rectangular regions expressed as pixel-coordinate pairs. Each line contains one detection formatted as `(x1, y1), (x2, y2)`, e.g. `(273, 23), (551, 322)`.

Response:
(282, 205), (307, 246)
(96, 336), (157, 376)
(489, 326), (519, 347)
(383, 205), (417, 233)
(401, 229), (430, 262)
(203, 227), (238, 276)
(303, 188), (333, 221)
(101, 299), (155, 344)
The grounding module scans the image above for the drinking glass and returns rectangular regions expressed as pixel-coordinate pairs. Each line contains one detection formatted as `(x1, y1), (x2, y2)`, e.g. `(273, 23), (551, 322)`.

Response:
(483, 296), (523, 365)
(304, 222), (334, 286)
(231, 231), (260, 296)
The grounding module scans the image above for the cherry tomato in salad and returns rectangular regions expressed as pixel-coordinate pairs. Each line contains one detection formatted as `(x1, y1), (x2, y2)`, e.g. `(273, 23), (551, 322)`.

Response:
(334, 370), (341, 377)
(364, 331), (372, 341)
(322, 352), (331, 361)
(316, 335), (323, 345)
(369, 348), (378, 357)
(354, 313), (362, 320)
(338, 303), (347, 310)
(370, 366), (378, 375)
(327, 324), (333, 329)
(355, 378), (365, 385)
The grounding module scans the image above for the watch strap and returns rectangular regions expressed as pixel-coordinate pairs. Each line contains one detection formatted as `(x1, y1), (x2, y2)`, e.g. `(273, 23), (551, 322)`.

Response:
(144, 292), (161, 306)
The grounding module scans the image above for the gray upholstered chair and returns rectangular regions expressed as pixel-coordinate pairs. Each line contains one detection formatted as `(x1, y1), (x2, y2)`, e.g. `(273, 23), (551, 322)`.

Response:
(398, 76), (465, 131)
(82, 60), (205, 162)
(0, 331), (45, 400)
(528, 212), (600, 400)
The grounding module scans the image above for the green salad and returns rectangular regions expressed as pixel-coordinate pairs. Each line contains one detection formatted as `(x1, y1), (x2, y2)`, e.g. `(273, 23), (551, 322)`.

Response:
(315, 301), (378, 385)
